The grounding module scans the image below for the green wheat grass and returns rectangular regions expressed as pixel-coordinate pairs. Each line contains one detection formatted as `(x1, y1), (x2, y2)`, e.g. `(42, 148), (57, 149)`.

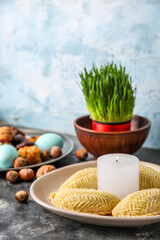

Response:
(79, 62), (136, 123)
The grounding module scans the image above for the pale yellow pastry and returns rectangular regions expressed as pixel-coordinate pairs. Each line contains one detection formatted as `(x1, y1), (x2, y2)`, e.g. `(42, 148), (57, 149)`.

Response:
(59, 168), (97, 191)
(139, 165), (160, 190)
(50, 188), (120, 215)
(112, 188), (160, 217)
(59, 165), (160, 191)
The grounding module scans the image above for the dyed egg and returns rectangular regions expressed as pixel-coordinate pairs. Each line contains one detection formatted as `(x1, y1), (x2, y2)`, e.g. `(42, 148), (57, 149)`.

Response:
(0, 144), (18, 169)
(35, 133), (64, 152)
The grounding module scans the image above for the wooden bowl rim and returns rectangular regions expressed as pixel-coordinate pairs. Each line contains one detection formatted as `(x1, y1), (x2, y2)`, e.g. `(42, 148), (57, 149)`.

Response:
(74, 115), (151, 135)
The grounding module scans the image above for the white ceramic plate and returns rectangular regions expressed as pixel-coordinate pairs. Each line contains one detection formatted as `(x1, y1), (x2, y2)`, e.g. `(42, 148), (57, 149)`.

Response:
(30, 160), (160, 227)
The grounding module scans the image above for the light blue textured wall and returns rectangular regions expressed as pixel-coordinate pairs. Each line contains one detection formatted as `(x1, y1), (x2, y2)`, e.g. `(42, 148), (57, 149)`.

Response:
(0, 0), (160, 148)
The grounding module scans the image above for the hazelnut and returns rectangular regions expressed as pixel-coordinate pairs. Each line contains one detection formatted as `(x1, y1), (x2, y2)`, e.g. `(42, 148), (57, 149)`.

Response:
(50, 146), (62, 158)
(76, 149), (88, 160)
(6, 170), (19, 183)
(41, 150), (50, 162)
(19, 168), (35, 181)
(36, 165), (56, 178)
(15, 190), (28, 203)
(14, 157), (27, 168)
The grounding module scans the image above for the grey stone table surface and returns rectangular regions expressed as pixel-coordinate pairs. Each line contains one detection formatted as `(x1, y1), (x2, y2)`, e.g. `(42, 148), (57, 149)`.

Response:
(0, 128), (160, 240)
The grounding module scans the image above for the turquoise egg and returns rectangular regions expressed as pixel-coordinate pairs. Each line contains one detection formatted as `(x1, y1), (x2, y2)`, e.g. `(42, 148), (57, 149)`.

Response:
(35, 133), (64, 152)
(0, 144), (18, 169)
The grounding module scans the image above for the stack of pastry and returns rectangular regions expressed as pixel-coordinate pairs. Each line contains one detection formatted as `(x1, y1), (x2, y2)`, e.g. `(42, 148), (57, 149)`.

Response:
(50, 165), (160, 217)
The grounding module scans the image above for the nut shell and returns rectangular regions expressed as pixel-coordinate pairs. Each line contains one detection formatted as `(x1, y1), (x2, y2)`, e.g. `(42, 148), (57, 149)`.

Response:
(15, 190), (28, 203)
(41, 150), (50, 161)
(19, 168), (35, 181)
(6, 170), (19, 183)
(14, 157), (27, 168)
(50, 146), (62, 158)
(76, 149), (88, 160)
(36, 165), (56, 178)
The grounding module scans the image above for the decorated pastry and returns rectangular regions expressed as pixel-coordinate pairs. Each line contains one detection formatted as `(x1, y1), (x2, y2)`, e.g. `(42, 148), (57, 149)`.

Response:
(59, 168), (97, 191)
(139, 165), (160, 190)
(0, 126), (13, 143)
(112, 188), (160, 217)
(50, 188), (120, 215)
(18, 145), (42, 165)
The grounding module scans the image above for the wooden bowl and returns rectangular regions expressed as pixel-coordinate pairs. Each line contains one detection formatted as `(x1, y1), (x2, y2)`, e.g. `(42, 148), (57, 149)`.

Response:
(74, 115), (151, 157)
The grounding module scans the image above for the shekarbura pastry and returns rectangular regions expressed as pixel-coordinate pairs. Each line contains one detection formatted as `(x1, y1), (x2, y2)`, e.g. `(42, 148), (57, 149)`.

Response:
(59, 166), (160, 191)
(139, 165), (160, 190)
(50, 188), (120, 215)
(112, 188), (160, 217)
(59, 168), (97, 191)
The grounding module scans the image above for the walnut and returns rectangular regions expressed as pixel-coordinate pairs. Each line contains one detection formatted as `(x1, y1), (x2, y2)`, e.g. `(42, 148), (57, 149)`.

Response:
(0, 126), (13, 143)
(36, 165), (56, 178)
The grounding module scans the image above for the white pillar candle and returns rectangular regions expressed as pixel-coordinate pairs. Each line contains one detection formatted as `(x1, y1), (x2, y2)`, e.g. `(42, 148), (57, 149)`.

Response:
(97, 153), (139, 200)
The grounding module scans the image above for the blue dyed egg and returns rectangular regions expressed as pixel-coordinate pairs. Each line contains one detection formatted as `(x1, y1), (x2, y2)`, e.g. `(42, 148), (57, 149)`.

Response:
(0, 144), (18, 169)
(35, 133), (64, 152)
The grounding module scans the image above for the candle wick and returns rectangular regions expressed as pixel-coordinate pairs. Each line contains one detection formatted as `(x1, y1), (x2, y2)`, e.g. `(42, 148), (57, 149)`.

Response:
(116, 156), (119, 163)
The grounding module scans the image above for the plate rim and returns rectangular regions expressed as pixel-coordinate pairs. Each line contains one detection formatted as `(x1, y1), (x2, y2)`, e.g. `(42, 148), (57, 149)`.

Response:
(0, 126), (74, 172)
(30, 160), (160, 225)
